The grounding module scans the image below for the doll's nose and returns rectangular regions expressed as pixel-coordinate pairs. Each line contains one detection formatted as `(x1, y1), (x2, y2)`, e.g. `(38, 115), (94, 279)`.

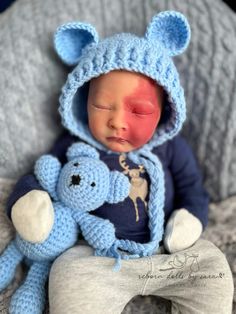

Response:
(108, 110), (127, 131)
(70, 174), (81, 186)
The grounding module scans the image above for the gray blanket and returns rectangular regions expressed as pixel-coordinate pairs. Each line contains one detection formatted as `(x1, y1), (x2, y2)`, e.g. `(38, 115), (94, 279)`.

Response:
(0, 0), (235, 312)
(0, 0), (236, 203)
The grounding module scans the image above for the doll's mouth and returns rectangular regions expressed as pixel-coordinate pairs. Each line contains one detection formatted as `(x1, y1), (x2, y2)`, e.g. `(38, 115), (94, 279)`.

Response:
(107, 137), (128, 143)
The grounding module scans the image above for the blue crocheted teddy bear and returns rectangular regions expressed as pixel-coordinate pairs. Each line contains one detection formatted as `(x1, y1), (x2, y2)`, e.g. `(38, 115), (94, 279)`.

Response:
(0, 142), (130, 314)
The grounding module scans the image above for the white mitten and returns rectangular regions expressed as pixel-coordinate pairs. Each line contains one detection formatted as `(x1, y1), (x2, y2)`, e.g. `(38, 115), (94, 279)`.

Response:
(11, 190), (54, 243)
(164, 208), (203, 253)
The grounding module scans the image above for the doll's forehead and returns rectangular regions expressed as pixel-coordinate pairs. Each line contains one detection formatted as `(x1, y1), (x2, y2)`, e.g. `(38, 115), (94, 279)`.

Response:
(88, 70), (163, 104)
(90, 70), (154, 87)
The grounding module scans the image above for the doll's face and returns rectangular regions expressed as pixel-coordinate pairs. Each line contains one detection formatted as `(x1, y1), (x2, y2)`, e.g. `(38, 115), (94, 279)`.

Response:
(87, 70), (163, 152)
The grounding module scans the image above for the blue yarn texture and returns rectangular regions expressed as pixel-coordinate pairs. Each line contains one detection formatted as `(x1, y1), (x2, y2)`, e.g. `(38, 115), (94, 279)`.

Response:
(55, 10), (190, 149)
(53, 10), (190, 260)
(0, 143), (130, 313)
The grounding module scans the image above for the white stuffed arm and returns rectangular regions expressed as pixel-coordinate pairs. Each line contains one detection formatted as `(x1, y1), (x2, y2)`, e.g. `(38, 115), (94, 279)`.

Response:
(164, 208), (203, 253)
(12, 190), (54, 243)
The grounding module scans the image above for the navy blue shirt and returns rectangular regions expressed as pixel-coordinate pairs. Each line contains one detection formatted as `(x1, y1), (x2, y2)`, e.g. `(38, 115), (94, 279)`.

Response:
(6, 132), (209, 243)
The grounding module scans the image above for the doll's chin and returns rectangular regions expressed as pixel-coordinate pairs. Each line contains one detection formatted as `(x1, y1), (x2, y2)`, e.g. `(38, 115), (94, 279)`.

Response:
(103, 141), (129, 153)
(104, 142), (140, 153)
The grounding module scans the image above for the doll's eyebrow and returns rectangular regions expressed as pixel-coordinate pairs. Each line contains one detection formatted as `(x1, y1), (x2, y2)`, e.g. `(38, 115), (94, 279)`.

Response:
(126, 99), (156, 108)
(91, 89), (112, 99)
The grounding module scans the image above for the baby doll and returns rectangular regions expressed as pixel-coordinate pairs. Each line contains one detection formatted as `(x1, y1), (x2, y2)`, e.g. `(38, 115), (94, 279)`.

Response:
(6, 10), (234, 314)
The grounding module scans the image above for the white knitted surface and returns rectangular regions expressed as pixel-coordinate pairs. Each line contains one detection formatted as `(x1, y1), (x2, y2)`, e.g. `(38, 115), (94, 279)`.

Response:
(0, 0), (236, 202)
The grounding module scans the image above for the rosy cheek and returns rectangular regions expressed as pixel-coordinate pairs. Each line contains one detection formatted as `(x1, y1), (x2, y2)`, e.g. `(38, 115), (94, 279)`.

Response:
(125, 112), (160, 147)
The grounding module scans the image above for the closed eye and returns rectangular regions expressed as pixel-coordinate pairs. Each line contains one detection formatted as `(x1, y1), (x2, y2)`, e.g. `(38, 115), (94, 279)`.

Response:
(132, 110), (153, 115)
(92, 104), (112, 110)
(127, 102), (155, 116)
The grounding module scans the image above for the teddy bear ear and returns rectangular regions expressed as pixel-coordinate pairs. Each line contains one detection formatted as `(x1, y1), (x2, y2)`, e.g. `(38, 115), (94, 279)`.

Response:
(106, 171), (130, 204)
(34, 155), (61, 200)
(67, 142), (100, 160)
(145, 11), (191, 56)
(54, 22), (99, 66)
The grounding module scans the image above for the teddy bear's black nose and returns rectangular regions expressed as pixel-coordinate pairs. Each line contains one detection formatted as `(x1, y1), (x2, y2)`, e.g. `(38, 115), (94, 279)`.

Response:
(70, 174), (81, 186)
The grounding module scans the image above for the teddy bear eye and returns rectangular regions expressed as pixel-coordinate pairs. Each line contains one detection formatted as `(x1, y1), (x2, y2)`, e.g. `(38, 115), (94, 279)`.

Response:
(91, 182), (96, 187)
(73, 162), (79, 167)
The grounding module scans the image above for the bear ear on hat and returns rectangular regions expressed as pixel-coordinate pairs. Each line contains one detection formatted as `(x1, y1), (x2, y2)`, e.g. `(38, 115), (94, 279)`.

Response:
(54, 22), (99, 66)
(145, 11), (191, 56)
(67, 142), (100, 161)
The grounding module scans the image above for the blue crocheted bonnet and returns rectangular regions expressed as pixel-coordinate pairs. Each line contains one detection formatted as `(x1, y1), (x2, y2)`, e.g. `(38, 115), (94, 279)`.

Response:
(54, 11), (191, 265)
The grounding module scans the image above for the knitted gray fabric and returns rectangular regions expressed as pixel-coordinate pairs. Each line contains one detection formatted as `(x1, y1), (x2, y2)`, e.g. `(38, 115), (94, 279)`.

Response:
(0, 2), (235, 312)
(0, 0), (236, 202)
(0, 0), (236, 200)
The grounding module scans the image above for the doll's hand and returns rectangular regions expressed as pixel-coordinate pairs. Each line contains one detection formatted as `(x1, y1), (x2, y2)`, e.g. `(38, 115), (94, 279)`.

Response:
(164, 208), (203, 253)
(11, 190), (54, 243)
(77, 213), (116, 250)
